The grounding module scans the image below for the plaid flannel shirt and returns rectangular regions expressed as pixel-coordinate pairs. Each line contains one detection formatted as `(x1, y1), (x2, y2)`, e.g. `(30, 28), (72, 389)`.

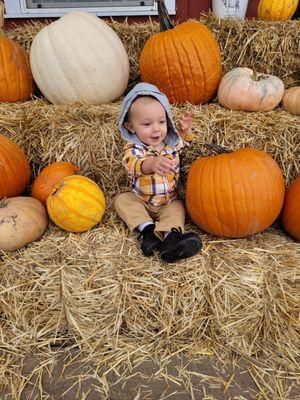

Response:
(122, 131), (193, 206)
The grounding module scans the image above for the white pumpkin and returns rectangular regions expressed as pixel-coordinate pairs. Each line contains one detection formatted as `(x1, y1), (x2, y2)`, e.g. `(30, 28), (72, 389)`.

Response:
(217, 67), (284, 112)
(30, 12), (129, 105)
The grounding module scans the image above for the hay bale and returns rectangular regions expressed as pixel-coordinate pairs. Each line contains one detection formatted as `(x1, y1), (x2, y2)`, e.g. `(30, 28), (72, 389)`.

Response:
(206, 231), (300, 357)
(120, 228), (208, 340)
(2, 15), (300, 88)
(0, 232), (69, 352)
(203, 14), (300, 88)
(0, 101), (298, 199)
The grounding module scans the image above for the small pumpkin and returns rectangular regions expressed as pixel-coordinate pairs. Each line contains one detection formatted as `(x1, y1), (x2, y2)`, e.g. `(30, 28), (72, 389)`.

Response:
(0, 197), (48, 252)
(30, 12), (129, 104)
(258, 0), (298, 20)
(31, 161), (79, 204)
(281, 176), (300, 241)
(0, 134), (30, 199)
(139, 0), (222, 105)
(0, 36), (33, 102)
(46, 175), (106, 232)
(217, 68), (284, 112)
(186, 147), (285, 238)
(282, 87), (300, 115)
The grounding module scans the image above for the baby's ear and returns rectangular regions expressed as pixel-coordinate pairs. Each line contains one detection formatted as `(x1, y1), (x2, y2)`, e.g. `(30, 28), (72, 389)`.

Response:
(124, 121), (134, 133)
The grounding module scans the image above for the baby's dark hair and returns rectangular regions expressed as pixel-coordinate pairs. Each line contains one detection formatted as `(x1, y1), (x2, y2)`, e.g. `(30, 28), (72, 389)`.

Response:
(125, 95), (160, 122)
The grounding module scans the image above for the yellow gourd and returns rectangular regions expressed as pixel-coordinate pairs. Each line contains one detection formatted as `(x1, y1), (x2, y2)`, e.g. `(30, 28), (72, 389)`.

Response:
(46, 175), (106, 232)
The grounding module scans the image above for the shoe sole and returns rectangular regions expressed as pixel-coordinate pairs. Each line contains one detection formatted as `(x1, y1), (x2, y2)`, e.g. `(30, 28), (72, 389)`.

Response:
(160, 236), (201, 263)
(142, 241), (162, 257)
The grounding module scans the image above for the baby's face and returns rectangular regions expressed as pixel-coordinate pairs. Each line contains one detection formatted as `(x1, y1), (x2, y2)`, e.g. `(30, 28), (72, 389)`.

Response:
(125, 97), (167, 150)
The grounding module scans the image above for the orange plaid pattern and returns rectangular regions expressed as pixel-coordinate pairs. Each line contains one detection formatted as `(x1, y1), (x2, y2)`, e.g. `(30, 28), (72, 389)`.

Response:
(122, 134), (193, 206)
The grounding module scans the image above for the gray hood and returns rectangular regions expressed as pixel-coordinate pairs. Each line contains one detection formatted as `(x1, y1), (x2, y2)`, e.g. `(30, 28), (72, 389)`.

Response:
(119, 83), (180, 148)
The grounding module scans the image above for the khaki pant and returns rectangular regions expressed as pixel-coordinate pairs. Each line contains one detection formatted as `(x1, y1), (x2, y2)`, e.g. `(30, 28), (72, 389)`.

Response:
(114, 192), (185, 240)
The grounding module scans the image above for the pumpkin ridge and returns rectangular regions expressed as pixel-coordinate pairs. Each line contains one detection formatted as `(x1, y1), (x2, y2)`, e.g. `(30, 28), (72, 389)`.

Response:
(49, 22), (83, 102)
(1, 142), (26, 197)
(210, 155), (222, 236)
(172, 28), (189, 102)
(59, 182), (105, 208)
(66, 16), (100, 101)
(189, 23), (219, 101)
(83, 14), (129, 88)
(225, 153), (241, 237)
(161, 33), (176, 102)
(237, 150), (257, 235)
(49, 194), (99, 223)
(188, 34), (206, 103)
(0, 40), (10, 101)
(12, 143), (30, 189)
(181, 31), (197, 100)
(253, 151), (279, 226)
(189, 35), (207, 103)
(190, 23), (221, 99)
(15, 45), (22, 100)
(200, 157), (215, 233)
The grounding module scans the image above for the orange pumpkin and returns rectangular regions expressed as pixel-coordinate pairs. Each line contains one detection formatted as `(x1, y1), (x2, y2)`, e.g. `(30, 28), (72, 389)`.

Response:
(139, 0), (222, 105)
(217, 68), (284, 112)
(31, 161), (79, 204)
(0, 36), (33, 102)
(186, 148), (285, 238)
(0, 134), (30, 199)
(281, 176), (300, 241)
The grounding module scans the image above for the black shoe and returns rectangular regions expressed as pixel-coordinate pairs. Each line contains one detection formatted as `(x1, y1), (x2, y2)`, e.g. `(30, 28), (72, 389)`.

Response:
(139, 224), (162, 257)
(160, 228), (201, 263)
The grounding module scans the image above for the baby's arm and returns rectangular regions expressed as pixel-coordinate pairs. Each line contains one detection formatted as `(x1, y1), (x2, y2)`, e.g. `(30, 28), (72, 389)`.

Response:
(178, 112), (194, 142)
(142, 156), (176, 177)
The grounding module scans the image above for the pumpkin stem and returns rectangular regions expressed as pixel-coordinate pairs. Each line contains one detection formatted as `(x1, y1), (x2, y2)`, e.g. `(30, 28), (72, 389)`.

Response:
(204, 144), (231, 154)
(252, 69), (258, 81)
(156, 0), (174, 31)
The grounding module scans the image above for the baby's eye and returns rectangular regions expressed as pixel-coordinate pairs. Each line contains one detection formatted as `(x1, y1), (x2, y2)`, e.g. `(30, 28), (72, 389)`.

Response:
(160, 120), (166, 124)
(142, 122), (151, 126)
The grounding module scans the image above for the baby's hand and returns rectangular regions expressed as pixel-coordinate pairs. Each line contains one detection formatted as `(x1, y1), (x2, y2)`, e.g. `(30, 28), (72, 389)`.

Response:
(152, 156), (177, 176)
(179, 112), (194, 135)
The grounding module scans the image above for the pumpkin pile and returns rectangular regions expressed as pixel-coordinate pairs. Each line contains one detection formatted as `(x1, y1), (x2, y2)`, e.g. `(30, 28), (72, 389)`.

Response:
(0, 3), (299, 254)
(0, 135), (106, 252)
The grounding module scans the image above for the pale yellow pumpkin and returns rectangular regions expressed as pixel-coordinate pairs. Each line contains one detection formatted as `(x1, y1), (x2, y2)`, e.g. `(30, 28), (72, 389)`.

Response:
(30, 12), (129, 104)
(282, 87), (300, 115)
(217, 67), (284, 112)
(46, 175), (106, 232)
(0, 197), (48, 252)
(258, 0), (298, 20)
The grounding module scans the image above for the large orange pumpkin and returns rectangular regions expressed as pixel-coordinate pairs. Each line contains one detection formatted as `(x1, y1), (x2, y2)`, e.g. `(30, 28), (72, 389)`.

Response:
(186, 148), (285, 238)
(46, 175), (106, 232)
(0, 134), (30, 199)
(281, 176), (300, 241)
(31, 161), (79, 204)
(139, 0), (222, 105)
(258, 0), (298, 20)
(0, 36), (33, 102)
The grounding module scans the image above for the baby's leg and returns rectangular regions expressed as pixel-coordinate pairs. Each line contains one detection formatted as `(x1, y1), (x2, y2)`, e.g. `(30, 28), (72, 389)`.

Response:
(155, 200), (185, 238)
(114, 192), (153, 231)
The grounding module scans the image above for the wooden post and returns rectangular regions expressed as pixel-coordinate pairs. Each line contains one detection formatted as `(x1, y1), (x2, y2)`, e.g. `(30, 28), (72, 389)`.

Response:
(0, 1), (4, 29)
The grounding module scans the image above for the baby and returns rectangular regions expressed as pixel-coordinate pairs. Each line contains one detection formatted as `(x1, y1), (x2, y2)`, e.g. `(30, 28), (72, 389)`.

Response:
(115, 83), (201, 263)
